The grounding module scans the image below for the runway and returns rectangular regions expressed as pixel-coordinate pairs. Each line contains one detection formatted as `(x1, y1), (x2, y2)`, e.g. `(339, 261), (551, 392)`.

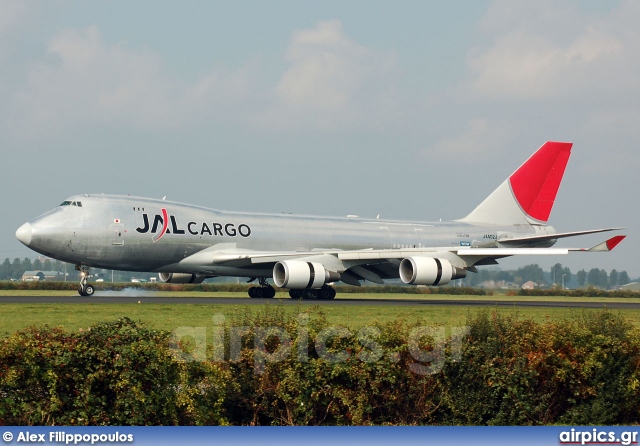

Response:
(2, 295), (640, 309)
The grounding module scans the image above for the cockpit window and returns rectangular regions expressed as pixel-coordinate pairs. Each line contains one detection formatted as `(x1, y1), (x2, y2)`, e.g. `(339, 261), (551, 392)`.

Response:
(59, 201), (82, 207)
(60, 201), (72, 206)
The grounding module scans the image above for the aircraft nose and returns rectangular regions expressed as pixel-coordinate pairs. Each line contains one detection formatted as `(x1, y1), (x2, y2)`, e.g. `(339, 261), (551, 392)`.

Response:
(16, 222), (32, 247)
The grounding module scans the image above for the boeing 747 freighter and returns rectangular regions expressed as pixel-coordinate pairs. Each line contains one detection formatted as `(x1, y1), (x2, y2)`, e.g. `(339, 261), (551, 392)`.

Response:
(15, 142), (625, 298)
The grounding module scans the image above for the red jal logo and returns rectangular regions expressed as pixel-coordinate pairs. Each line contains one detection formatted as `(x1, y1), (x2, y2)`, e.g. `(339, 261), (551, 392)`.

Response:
(136, 208), (251, 242)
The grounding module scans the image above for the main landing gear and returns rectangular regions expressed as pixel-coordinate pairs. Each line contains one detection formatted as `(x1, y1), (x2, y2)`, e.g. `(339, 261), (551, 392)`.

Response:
(289, 285), (336, 300)
(76, 265), (95, 296)
(248, 278), (276, 299)
(246, 279), (336, 300)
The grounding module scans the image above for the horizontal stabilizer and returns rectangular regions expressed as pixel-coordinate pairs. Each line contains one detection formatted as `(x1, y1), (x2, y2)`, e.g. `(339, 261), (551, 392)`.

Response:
(499, 228), (624, 246)
(459, 235), (626, 260)
(457, 248), (569, 257)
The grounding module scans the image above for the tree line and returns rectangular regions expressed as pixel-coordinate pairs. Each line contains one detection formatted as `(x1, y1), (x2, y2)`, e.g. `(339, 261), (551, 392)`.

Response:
(447, 262), (631, 290)
(0, 258), (146, 283)
(1, 257), (634, 290)
(0, 257), (71, 280)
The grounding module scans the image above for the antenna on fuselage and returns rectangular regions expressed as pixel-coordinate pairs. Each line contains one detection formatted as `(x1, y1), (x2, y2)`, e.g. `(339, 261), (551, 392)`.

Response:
(162, 196), (167, 201)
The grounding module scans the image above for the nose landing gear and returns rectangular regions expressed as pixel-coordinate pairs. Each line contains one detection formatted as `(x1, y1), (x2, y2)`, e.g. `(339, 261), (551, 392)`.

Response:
(76, 265), (95, 296)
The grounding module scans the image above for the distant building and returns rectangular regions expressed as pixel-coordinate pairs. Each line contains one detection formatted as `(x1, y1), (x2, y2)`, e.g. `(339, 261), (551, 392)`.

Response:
(21, 270), (65, 281)
(479, 280), (519, 290)
(522, 281), (538, 290)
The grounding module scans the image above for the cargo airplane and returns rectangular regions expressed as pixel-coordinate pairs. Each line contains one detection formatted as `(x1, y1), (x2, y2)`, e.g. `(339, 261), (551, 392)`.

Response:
(15, 141), (625, 298)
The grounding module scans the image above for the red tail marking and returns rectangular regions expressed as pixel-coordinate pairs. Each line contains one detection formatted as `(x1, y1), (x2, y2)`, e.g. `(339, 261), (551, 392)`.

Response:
(606, 235), (626, 251)
(509, 141), (572, 223)
(152, 208), (169, 243)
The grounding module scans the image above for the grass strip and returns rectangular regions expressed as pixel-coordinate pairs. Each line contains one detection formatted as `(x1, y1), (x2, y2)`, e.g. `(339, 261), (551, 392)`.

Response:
(2, 302), (640, 337)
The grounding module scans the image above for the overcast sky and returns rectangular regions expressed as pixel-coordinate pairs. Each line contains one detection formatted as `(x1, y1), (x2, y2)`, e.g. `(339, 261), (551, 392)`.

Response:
(1, 0), (638, 278)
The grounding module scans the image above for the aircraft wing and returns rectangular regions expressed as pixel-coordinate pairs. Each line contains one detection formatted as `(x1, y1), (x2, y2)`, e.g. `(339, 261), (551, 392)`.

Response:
(176, 236), (625, 285)
(198, 235), (626, 263)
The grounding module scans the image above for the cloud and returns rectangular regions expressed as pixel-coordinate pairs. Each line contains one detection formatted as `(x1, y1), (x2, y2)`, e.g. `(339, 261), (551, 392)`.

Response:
(465, 1), (640, 101)
(0, 0), (27, 35)
(0, 0), (29, 61)
(6, 20), (400, 140)
(260, 20), (400, 131)
(424, 1), (640, 166)
(10, 27), (178, 136)
(423, 118), (512, 161)
(7, 26), (257, 139)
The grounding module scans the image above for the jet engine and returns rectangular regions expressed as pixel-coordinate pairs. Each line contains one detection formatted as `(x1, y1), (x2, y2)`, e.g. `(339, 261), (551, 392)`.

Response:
(399, 257), (466, 286)
(158, 273), (207, 284)
(273, 260), (340, 289)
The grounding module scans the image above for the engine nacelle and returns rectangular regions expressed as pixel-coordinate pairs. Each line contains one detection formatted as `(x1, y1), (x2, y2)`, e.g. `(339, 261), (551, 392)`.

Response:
(158, 273), (206, 284)
(399, 257), (464, 286)
(273, 260), (339, 289)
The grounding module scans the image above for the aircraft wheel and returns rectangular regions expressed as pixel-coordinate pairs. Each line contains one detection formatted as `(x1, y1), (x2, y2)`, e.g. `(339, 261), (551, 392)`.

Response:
(289, 289), (302, 299)
(77, 266), (92, 297)
(304, 289), (319, 300)
(265, 287), (276, 298)
(253, 287), (264, 298)
(320, 286), (335, 300)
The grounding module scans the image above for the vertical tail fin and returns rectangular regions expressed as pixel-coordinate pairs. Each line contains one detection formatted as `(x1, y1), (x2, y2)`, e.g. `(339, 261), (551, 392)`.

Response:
(459, 141), (572, 226)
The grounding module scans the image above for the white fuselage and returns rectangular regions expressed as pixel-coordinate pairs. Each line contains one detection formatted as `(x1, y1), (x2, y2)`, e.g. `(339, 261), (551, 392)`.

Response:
(19, 194), (553, 278)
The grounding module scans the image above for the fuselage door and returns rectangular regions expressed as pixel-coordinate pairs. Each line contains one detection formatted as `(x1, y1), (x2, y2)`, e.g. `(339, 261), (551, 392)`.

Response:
(110, 223), (125, 246)
(378, 226), (391, 248)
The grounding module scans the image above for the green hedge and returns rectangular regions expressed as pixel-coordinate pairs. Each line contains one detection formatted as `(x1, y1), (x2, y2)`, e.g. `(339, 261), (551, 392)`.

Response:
(0, 281), (487, 294)
(0, 318), (233, 425)
(441, 311), (640, 424)
(1, 308), (639, 425)
(518, 287), (640, 298)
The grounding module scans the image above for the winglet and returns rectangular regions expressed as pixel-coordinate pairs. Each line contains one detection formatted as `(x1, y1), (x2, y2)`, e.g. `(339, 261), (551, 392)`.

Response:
(584, 235), (626, 252)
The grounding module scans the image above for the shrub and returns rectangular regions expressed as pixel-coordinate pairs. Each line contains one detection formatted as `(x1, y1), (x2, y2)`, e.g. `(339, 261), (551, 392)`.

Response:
(0, 318), (236, 425)
(440, 311), (640, 425)
(0, 318), (180, 425)
(220, 306), (444, 425)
